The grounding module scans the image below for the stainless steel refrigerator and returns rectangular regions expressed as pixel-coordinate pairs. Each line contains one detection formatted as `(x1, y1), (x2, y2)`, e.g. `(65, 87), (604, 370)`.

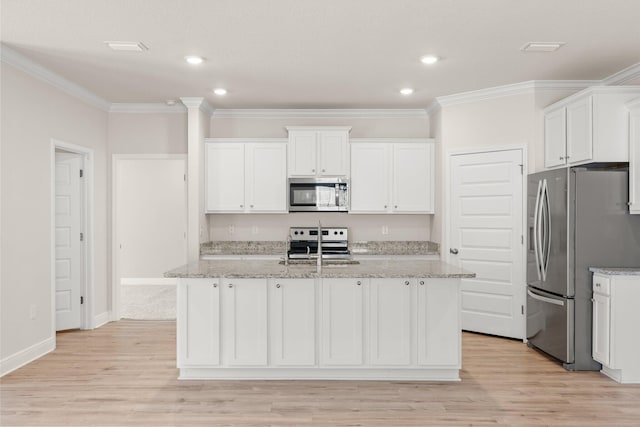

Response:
(526, 165), (640, 371)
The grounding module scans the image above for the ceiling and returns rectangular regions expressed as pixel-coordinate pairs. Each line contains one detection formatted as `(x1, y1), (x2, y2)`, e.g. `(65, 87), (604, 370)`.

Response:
(2, 0), (640, 109)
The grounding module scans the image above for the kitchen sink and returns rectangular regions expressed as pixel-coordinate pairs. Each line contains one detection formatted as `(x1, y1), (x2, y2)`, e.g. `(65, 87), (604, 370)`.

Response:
(280, 259), (360, 266)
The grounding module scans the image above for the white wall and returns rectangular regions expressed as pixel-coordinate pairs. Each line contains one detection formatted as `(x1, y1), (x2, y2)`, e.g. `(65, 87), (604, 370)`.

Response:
(108, 113), (187, 155)
(208, 114), (433, 241)
(0, 62), (109, 366)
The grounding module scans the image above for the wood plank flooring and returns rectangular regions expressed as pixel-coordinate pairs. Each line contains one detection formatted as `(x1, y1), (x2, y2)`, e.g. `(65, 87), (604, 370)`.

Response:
(2, 320), (639, 426)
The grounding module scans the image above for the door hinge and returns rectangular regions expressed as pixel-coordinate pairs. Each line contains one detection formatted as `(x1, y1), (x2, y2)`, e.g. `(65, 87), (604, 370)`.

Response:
(80, 296), (84, 304)
(521, 235), (524, 245)
(518, 164), (523, 175)
(80, 232), (84, 242)
(80, 169), (84, 178)
(521, 305), (524, 315)
(184, 174), (186, 181)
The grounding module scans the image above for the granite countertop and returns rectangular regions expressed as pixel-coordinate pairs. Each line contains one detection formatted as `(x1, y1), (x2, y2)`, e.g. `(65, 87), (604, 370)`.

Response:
(165, 259), (474, 279)
(200, 240), (440, 256)
(589, 267), (640, 276)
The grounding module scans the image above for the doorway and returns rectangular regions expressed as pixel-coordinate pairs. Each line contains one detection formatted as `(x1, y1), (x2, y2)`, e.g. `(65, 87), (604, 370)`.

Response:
(51, 140), (94, 331)
(448, 147), (526, 339)
(112, 155), (187, 320)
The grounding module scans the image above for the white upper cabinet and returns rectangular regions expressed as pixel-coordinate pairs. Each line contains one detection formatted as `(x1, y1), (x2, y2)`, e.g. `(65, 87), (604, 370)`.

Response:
(628, 98), (640, 214)
(543, 87), (640, 169)
(205, 139), (287, 213)
(350, 139), (434, 214)
(287, 127), (351, 177)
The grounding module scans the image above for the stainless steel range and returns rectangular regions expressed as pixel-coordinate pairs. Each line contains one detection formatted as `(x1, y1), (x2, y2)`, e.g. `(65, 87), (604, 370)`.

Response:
(287, 227), (351, 260)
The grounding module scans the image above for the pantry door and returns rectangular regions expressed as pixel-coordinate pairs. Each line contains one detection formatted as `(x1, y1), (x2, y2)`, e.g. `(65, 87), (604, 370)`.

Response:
(449, 148), (525, 339)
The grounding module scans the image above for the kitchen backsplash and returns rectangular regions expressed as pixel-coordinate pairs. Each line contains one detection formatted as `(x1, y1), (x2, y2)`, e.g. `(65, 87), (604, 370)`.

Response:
(207, 213), (432, 242)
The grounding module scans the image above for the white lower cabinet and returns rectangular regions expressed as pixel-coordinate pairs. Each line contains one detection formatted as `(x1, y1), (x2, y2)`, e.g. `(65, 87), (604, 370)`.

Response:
(224, 278), (268, 366)
(176, 276), (461, 380)
(320, 278), (364, 366)
(369, 278), (412, 365)
(177, 278), (221, 367)
(592, 272), (640, 383)
(270, 278), (316, 366)
(417, 278), (460, 366)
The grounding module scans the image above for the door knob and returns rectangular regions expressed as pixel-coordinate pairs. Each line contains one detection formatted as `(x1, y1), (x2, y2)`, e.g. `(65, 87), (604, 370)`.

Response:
(450, 248), (459, 255)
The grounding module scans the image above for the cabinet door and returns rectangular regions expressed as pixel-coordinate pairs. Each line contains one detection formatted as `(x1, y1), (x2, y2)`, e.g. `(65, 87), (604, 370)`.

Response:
(321, 278), (364, 365)
(270, 279), (316, 366)
(417, 279), (460, 366)
(369, 279), (412, 365)
(246, 143), (287, 212)
(177, 279), (220, 367)
(392, 142), (434, 213)
(544, 107), (567, 168)
(205, 143), (245, 212)
(630, 106), (640, 214)
(318, 131), (348, 176)
(566, 96), (593, 164)
(225, 279), (268, 366)
(350, 143), (390, 213)
(592, 292), (610, 366)
(288, 131), (317, 176)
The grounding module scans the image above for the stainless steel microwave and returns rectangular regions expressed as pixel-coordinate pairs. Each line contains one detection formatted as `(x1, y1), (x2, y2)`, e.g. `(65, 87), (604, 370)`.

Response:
(288, 178), (349, 212)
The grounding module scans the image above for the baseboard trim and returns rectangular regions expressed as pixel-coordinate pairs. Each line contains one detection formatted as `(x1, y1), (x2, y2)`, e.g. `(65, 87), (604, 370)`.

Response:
(94, 311), (111, 328)
(0, 336), (56, 377)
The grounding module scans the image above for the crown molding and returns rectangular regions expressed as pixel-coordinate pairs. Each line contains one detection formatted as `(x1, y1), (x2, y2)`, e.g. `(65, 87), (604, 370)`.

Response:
(180, 97), (214, 116)
(435, 80), (599, 107)
(601, 62), (640, 86)
(0, 44), (111, 111)
(109, 103), (187, 113)
(211, 109), (428, 119)
(425, 100), (441, 116)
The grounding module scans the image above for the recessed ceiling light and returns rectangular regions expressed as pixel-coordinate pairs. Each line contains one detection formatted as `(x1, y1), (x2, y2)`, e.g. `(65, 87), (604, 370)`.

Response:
(520, 42), (565, 52)
(400, 88), (414, 95)
(104, 41), (148, 52)
(185, 55), (204, 65)
(213, 88), (227, 95)
(420, 55), (439, 65)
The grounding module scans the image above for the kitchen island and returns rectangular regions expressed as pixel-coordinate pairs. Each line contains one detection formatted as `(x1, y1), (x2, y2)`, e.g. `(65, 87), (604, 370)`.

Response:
(166, 259), (474, 381)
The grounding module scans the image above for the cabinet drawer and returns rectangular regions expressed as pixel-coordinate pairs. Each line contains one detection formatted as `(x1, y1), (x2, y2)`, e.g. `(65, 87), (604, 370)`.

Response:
(592, 275), (610, 295)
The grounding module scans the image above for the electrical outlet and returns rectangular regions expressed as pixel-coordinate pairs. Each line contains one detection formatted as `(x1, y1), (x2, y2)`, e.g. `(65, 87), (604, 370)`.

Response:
(228, 225), (235, 235)
(381, 225), (389, 235)
(29, 304), (37, 320)
(252, 225), (259, 235)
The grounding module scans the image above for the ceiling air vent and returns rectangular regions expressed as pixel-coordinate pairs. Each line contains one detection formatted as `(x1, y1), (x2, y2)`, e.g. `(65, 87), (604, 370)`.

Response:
(104, 41), (148, 52)
(520, 42), (565, 52)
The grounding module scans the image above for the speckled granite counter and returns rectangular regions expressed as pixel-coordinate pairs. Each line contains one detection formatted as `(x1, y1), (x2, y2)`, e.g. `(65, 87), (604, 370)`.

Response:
(200, 240), (440, 256)
(165, 259), (474, 279)
(590, 267), (640, 276)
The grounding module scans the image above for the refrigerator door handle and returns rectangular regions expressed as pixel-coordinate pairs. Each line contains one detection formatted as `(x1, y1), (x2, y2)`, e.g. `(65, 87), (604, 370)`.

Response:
(533, 180), (543, 281)
(541, 179), (551, 281)
(527, 289), (565, 306)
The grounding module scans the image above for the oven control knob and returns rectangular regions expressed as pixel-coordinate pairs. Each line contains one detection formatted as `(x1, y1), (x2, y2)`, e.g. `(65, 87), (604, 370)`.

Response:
(340, 231), (344, 235)
(334, 231), (338, 235)
(294, 231), (298, 235)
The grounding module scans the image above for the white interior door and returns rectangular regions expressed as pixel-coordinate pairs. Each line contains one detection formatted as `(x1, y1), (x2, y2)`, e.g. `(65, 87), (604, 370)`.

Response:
(55, 151), (83, 331)
(449, 149), (525, 339)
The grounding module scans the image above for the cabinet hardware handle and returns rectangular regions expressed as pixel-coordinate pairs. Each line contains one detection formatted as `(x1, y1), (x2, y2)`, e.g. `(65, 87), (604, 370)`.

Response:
(228, 284), (233, 288)
(356, 281), (361, 286)
(395, 205), (398, 208)
(595, 283), (601, 287)
(566, 155), (570, 159)
(240, 204), (243, 208)
(276, 283), (281, 288)
(559, 156), (564, 160)
(322, 169), (325, 172)
(405, 281), (410, 286)
(420, 281), (424, 286)
(213, 283), (218, 288)
(312, 169), (315, 172)
(250, 205), (254, 208)
(384, 205), (387, 209)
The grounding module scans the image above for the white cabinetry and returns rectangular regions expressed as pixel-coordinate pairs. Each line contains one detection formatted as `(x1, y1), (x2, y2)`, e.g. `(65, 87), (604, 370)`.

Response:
(628, 98), (640, 214)
(287, 127), (351, 177)
(270, 278), (316, 366)
(224, 278), (268, 366)
(177, 278), (220, 367)
(417, 278), (460, 366)
(543, 87), (640, 169)
(369, 279), (411, 365)
(350, 139), (434, 213)
(320, 278), (364, 366)
(205, 139), (287, 213)
(592, 272), (640, 383)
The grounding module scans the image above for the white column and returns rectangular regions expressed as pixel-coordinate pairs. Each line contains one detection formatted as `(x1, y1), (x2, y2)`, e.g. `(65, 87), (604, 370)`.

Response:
(180, 97), (209, 262)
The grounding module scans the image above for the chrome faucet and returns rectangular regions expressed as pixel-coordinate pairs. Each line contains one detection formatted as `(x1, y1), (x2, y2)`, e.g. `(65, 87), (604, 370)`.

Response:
(284, 235), (291, 266)
(317, 221), (323, 273)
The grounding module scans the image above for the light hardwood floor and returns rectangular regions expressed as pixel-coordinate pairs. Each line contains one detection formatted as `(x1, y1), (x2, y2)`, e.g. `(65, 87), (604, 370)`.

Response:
(2, 321), (639, 426)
